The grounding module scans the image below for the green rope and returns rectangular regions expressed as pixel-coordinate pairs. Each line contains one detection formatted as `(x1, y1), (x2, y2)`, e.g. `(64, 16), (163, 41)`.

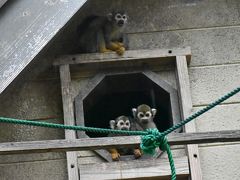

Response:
(141, 129), (176, 180)
(162, 86), (240, 137)
(0, 86), (240, 180)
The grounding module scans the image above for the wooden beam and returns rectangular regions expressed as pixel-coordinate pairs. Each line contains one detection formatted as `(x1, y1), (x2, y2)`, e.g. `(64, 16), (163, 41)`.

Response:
(60, 64), (79, 180)
(175, 56), (202, 180)
(53, 47), (191, 66)
(79, 156), (189, 179)
(0, 130), (239, 155)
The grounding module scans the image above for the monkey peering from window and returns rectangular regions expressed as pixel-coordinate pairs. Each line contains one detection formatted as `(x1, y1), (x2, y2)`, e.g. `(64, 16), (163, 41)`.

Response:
(108, 115), (141, 161)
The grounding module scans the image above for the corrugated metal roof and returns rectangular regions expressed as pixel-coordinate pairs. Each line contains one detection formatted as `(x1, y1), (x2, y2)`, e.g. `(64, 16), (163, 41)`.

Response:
(0, 0), (87, 93)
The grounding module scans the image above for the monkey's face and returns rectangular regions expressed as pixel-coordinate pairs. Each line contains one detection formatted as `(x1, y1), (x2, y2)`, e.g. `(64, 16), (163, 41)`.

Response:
(116, 119), (130, 130)
(114, 13), (128, 27)
(110, 116), (131, 130)
(132, 104), (157, 125)
(137, 111), (153, 124)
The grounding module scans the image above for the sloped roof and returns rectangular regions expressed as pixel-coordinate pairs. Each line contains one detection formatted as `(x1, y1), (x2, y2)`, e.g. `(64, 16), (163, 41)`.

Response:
(0, 0), (87, 93)
(0, 0), (8, 8)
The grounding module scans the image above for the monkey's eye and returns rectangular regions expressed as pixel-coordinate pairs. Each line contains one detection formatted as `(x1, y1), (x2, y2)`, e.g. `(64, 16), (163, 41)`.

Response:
(145, 112), (151, 118)
(120, 122), (124, 126)
(126, 122), (129, 126)
(116, 14), (122, 19)
(138, 112), (144, 118)
(122, 15), (127, 19)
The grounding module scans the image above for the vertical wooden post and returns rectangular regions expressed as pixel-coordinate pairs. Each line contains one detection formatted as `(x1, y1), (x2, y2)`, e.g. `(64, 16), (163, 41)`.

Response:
(60, 64), (79, 180)
(175, 56), (202, 180)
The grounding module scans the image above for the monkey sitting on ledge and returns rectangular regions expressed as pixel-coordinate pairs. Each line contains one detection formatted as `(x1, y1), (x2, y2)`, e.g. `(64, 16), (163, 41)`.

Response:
(77, 11), (129, 55)
(108, 115), (142, 161)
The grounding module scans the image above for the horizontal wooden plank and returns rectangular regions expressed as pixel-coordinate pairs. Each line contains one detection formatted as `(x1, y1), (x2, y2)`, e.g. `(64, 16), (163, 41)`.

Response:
(0, 130), (239, 155)
(53, 47), (191, 66)
(79, 156), (189, 179)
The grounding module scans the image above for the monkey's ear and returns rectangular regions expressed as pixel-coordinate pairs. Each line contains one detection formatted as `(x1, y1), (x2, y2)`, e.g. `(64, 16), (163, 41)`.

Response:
(151, 108), (157, 117)
(132, 108), (137, 118)
(109, 120), (116, 129)
(107, 13), (113, 21)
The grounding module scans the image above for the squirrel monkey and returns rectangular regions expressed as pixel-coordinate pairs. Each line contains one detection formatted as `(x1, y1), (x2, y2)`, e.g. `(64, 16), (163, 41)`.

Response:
(108, 116), (141, 161)
(131, 104), (158, 156)
(132, 104), (157, 130)
(77, 11), (129, 55)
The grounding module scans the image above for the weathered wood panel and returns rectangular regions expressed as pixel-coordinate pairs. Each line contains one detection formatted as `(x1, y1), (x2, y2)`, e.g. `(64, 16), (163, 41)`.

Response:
(176, 56), (202, 179)
(79, 156), (189, 180)
(0, 130), (239, 155)
(54, 48), (191, 66)
(0, 0), (87, 94)
(59, 65), (79, 180)
(0, 0), (7, 8)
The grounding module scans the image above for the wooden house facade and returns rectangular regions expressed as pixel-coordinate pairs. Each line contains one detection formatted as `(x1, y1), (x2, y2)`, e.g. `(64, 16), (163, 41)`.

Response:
(0, 1), (239, 180)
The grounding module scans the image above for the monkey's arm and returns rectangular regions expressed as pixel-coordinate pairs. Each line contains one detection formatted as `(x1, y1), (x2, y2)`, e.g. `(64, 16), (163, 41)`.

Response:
(118, 33), (129, 49)
(108, 148), (120, 161)
(103, 28), (126, 55)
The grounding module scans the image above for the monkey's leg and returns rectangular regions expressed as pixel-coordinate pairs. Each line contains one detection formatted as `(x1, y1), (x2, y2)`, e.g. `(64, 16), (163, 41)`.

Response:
(133, 148), (142, 159)
(99, 47), (113, 53)
(106, 42), (126, 55)
(107, 42), (122, 50)
(116, 47), (125, 55)
(109, 148), (120, 161)
(98, 31), (114, 53)
(114, 42), (124, 47)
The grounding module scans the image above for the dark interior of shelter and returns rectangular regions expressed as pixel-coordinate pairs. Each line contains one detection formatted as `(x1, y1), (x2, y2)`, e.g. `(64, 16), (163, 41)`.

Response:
(82, 73), (174, 137)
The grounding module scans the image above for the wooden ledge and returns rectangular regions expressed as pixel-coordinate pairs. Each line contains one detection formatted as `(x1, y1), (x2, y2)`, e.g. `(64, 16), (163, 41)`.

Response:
(80, 156), (189, 179)
(53, 47), (191, 66)
(0, 130), (239, 155)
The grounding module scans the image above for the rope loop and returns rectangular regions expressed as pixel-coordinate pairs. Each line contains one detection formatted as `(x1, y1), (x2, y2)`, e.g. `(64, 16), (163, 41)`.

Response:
(140, 128), (168, 155)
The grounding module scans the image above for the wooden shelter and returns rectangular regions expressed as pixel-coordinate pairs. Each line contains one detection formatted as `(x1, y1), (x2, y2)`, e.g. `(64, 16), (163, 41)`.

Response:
(0, 1), (240, 180)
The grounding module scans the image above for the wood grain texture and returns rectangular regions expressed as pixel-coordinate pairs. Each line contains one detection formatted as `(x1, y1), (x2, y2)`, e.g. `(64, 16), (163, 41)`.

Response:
(74, 73), (113, 162)
(0, 0), (87, 94)
(0, 0), (7, 8)
(54, 47), (191, 66)
(60, 65), (79, 180)
(0, 130), (239, 155)
(79, 156), (189, 179)
(175, 56), (202, 180)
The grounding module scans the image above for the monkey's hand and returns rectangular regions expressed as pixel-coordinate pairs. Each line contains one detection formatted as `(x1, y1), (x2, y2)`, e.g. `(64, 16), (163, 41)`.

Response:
(109, 148), (120, 161)
(100, 47), (114, 53)
(116, 46), (125, 56)
(115, 42), (124, 47)
(107, 42), (125, 55)
(134, 148), (142, 159)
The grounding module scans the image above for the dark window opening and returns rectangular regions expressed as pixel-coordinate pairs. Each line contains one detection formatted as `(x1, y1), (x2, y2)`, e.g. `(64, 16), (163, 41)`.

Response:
(82, 73), (174, 138)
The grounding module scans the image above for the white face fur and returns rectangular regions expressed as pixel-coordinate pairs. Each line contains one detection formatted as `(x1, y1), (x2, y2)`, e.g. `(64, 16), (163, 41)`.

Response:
(116, 119), (130, 130)
(114, 13), (128, 27)
(110, 116), (131, 130)
(137, 111), (152, 123)
(132, 104), (157, 125)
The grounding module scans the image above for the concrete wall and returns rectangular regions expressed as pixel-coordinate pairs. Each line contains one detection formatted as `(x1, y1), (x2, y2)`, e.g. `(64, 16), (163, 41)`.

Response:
(0, 0), (240, 179)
